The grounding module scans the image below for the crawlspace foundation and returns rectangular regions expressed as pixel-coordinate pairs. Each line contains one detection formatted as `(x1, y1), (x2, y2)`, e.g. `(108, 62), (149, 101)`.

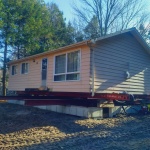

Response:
(7, 100), (141, 118)
(35, 105), (103, 118)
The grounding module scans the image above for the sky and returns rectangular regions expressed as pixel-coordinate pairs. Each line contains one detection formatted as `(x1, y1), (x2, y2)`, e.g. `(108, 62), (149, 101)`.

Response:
(44, 0), (77, 22)
(44, 0), (150, 23)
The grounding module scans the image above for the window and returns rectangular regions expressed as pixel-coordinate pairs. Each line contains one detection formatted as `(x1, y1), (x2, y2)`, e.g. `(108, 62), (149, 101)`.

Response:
(12, 65), (17, 75)
(21, 63), (28, 74)
(54, 50), (80, 81)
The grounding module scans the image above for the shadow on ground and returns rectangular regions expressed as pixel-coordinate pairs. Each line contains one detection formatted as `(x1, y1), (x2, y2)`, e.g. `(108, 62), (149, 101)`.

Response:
(0, 103), (150, 150)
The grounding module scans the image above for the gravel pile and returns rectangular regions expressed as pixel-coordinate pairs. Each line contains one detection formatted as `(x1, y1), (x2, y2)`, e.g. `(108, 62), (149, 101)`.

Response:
(0, 103), (150, 150)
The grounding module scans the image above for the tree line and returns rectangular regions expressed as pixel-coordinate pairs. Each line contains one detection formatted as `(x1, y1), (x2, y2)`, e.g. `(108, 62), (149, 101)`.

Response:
(73, 0), (150, 39)
(0, 0), (83, 95)
(0, 0), (149, 95)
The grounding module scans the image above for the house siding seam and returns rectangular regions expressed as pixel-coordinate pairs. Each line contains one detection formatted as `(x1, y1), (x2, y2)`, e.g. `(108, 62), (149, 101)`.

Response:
(91, 33), (150, 94)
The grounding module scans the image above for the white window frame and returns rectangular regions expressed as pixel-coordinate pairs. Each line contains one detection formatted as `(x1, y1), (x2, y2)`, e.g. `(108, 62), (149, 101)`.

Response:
(53, 50), (81, 82)
(11, 65), (17, 75)
(21, 62), (29, 74)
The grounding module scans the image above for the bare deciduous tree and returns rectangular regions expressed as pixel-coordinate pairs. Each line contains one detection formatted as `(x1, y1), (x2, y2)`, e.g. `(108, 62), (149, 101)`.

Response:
(139, 23), (150, 44)
(73, 0), (149, 37)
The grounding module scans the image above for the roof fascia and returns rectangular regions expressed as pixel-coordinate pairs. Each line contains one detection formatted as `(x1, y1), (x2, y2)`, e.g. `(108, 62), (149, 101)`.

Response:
(8, 40), (90, 65)
(95, 28), (136, 42)
(130, 29), (150, 54)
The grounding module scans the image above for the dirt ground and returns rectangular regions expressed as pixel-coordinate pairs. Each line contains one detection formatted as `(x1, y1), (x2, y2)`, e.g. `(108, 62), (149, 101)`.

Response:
(0, 102), (150, 150)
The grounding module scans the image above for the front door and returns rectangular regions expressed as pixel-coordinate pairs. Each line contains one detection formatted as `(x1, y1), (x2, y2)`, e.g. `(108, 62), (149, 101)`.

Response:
(41, 58), (48, 87)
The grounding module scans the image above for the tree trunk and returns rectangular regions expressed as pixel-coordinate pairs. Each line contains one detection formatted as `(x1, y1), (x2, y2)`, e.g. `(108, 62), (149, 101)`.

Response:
(2, 41), (7, 96)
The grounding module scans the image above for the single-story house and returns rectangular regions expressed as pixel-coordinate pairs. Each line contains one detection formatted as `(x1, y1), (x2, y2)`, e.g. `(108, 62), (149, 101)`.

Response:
(8, 28), (150, 95)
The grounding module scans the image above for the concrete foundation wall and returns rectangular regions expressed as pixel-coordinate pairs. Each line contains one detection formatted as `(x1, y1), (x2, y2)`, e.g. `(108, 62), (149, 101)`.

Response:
(35, 105), (103, 118)
(7, 100), (25, 105)
(7, 100), (141, 118)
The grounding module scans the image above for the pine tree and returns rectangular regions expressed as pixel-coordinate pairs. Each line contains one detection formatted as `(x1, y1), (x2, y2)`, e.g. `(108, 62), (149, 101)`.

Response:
(0, 0), (16, 95)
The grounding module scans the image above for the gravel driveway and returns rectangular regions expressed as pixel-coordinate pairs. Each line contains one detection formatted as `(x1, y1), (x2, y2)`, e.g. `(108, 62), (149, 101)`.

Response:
(0, 102), (150, 150)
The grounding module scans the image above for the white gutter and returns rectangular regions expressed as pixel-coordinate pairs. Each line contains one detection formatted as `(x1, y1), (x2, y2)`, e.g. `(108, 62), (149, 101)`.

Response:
(87, 39), (96, 97)
(91, 48), (95, 97)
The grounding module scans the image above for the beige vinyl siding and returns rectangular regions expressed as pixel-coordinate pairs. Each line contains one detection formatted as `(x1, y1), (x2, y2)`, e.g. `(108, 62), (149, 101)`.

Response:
(8, 58), (41, 91)
(8, 45), (91, 92)
(91, 33), (150, 94)
(47, 45), (91, 92)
